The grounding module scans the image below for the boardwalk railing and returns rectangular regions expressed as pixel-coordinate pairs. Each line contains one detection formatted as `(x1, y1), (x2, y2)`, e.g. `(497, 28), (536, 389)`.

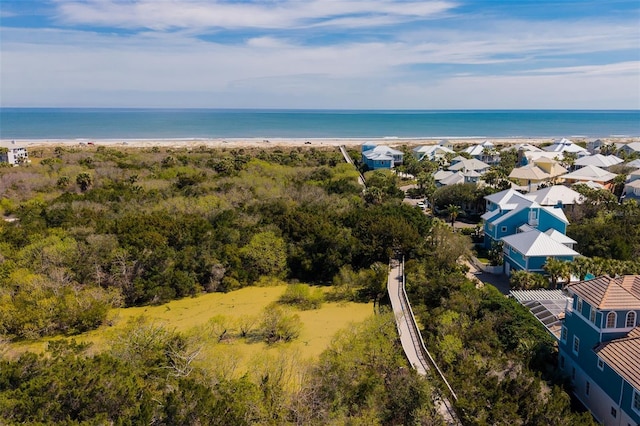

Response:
(338, 145), (366, 187)
(395, 257), (461, 424)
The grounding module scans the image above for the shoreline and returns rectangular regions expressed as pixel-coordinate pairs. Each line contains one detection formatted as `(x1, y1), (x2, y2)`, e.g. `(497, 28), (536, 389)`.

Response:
(2, 136), (639, 150)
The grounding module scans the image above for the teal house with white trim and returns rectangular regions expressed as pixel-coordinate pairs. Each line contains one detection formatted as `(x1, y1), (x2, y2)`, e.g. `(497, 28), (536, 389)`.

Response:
(361, 144), (403, 170)
(482, 189), (569, 249)
(481, 189), (579, 274)
(558, 275), (640, 426)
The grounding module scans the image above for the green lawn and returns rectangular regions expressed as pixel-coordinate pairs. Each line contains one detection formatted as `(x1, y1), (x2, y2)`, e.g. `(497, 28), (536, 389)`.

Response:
(8, 285), (374, 377)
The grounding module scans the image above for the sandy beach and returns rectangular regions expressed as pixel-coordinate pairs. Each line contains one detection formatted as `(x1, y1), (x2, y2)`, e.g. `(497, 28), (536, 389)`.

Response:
(2, 136), (639, 150)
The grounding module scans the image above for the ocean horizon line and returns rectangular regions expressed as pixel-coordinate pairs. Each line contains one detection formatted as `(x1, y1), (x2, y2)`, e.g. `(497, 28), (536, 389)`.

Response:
(3, 109), (638, 140)
(2, 107), (639, 113)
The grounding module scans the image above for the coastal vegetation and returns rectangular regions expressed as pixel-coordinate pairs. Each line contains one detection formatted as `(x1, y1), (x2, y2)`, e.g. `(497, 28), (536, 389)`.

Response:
(0, 144), (606, 423)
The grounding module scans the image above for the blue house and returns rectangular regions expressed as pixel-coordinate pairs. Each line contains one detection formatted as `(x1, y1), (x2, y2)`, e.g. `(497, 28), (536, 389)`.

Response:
(481, 188), (579, 274)
(558, 275), (640, 426)
(482, 189), (569, 248)
(501, 227), (579, 275)
(361, 144), (404, 170)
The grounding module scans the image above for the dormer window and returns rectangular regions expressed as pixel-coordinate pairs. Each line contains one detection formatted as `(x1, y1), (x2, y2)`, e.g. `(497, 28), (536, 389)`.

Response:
(626, 311), (636, 328)
(589, 309), (596, 323)
(576, 297), (582, 313)
(606, 312), (616, 329)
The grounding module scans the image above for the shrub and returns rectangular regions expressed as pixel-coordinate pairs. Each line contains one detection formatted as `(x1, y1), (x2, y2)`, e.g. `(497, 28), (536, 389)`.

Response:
(258, 305), (301, 344)
(278, 283), (324, 310)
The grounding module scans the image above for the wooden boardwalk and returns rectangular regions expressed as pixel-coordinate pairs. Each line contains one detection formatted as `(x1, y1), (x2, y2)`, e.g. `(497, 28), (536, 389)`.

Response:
(387, 258), (462, 426)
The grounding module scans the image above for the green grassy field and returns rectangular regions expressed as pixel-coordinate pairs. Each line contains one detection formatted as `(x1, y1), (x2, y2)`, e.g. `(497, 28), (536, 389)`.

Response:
(8, 285), (374, 377)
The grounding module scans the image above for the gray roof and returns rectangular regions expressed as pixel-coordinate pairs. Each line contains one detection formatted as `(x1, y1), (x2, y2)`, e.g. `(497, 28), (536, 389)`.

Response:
(626, 159), (640, 168)
(574, 154), (623, 168)
(502, 229), (579, 257)
(448, 158), (490, 171)
(363, 145), (403, 161)
(528, 185), (583, 206)
(484, 188), (534, 207)
(544, 138), (588, 153)
(439, 171), (465, 186)
(561, 165), (617, 183)
(544, 228), (577, 245)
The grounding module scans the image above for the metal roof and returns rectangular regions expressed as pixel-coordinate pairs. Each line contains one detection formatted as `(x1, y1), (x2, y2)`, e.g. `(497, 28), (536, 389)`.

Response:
(544, 228), (577, 245)
(574, 154), (623, 168)
(511, 289), (571, 339)
(561, 165), (617, 183)
(502, 229), (579, 257)
(448, 158), (490, 172)
(528, 185), (583, 206)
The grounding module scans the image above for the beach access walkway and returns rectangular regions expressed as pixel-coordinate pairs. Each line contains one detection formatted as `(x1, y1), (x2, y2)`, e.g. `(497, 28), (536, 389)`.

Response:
(338, 146), (366, 187)
(387, 258), (462, 426)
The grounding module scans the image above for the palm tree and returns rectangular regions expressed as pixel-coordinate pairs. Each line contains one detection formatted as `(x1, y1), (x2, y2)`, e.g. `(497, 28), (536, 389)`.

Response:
(570, 256), (592, 281)
(543, 257), (570, 289)
(364, 186), (384, 205)
(447, 204), (461, 227)
(612, 173), (627, 198)
(76, 172), (93, 192)
(56, 176), (70, 189)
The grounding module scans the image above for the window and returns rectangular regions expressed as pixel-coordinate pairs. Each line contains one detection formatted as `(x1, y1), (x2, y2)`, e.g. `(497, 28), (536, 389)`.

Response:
(586, 381), (590, 396)
(597, 358), (604, 371)
(577, 297), (582, 313)
(611, 407), (617, 418)
(627, 311), (636, 328)
(606, 312), (616, 328)
(573, 336), (580, 355)
(633, 390), (640, 414)
(590, 309), (596, 323)
(561, 326), (567, 343)
(501, 226), (507, 233)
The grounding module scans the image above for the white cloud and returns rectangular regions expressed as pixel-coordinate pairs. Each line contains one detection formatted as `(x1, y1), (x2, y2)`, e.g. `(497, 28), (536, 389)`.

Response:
(2, 2), (639, 108)
(52, 0), (456, 30)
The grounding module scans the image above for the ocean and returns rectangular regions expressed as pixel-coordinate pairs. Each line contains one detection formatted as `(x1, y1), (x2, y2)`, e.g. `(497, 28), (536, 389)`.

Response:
(1, 109), (639, 140)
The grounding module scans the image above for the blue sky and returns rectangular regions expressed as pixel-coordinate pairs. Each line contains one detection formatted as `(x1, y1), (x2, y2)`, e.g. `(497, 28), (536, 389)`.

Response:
(1, 0), (639, 109)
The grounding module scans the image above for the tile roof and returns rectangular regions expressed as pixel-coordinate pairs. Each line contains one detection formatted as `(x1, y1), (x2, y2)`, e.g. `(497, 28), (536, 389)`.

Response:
(501, 229), (579, 257)
(595, 327), (640, 391)
(566, 275), (640, 310)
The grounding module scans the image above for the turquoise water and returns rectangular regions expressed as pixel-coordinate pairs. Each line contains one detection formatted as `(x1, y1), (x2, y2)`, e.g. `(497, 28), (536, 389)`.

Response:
(1, 109), (638, 139)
